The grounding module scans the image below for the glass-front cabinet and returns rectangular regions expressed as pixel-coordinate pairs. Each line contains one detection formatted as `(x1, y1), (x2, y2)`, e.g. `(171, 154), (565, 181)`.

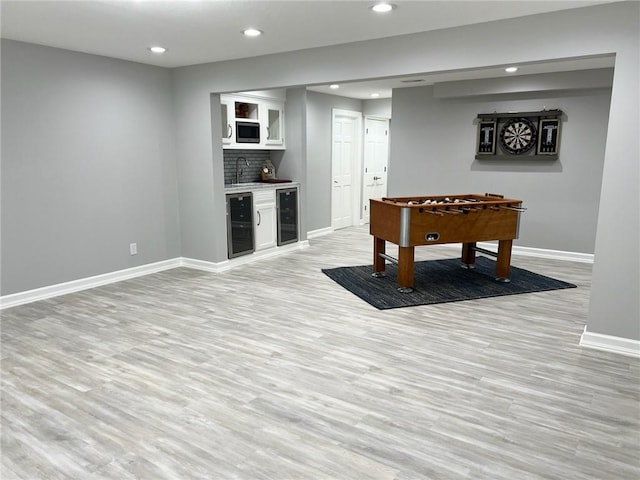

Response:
(220, 97), (232, 145)
(220, 93), (285, 150)
(264, 103), (284, 146)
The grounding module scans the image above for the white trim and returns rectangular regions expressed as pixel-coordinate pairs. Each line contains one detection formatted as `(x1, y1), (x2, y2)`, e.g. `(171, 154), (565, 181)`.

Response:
(579, 326), (640, 358)
(1, 242), (311, 309)
(180, 257), (226, 273)
(307, 227), (334, 239)
(183, 241), (310, 273)
(301, 235), (593, 263)
(477, 242), (594, 264)
(0, 258), (181, 310)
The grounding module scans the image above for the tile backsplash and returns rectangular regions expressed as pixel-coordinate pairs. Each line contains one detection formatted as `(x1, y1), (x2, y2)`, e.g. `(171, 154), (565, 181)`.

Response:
(223, 150), (271, 184)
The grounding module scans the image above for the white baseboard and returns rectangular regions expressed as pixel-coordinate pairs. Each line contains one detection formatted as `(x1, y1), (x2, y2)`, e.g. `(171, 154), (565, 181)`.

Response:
(1, 241), (311, 310)
(0, 258), (181, 310)
(304, 231), (592, 265)
(477, 242), (594, 264)
(580, 326), (640, 358)
(183, 240), (310, 273)
(307, 227), (334, 239)
(180, 257), (226, 273)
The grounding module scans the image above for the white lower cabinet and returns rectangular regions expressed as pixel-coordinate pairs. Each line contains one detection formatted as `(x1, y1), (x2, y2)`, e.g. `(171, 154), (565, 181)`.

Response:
(253, 189), (277, 251)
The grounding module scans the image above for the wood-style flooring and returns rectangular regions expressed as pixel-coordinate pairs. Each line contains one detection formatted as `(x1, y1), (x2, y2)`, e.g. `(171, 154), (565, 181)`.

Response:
(2, 225), (639, 479)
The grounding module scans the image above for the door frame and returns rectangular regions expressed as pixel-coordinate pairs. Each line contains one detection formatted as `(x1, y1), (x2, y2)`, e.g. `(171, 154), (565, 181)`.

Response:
(331, 108), (363, 229)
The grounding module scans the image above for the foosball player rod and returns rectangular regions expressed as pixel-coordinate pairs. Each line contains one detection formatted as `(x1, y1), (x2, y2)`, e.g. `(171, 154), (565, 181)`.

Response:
(418, 208), (443, 215)
(501, 206), (527, 212)
(428, 209), (444, 216)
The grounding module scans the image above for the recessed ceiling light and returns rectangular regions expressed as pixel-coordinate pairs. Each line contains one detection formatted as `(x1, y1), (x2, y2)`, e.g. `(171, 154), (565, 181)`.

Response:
(243, 28), (263, 37)
(505, 66), (518, 73)
(371, 3), (396, 13)
(329, 84), (340, 89)
(370, 93), (380, 98)
(148, 46), (167, 54)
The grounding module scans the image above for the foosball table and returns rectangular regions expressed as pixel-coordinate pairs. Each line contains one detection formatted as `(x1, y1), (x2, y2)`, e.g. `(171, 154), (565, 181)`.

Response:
(370, 193), (525, 292)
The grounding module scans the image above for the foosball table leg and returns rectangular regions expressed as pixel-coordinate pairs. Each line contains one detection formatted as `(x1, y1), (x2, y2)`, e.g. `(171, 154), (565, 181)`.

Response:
(461, 242), (477, 269)
(496, 239), (513, 282)
(372, 237), (386, 278)
(397, 246), (415, 293)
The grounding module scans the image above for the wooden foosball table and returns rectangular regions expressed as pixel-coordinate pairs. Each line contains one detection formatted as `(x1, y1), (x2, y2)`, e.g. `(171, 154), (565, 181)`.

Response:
(370, 193), (524, 292)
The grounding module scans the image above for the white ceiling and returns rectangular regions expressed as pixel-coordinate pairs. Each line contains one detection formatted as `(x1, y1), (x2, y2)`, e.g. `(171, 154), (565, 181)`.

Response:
(1, 0), (616, 98)
(306, 56), (616, 99)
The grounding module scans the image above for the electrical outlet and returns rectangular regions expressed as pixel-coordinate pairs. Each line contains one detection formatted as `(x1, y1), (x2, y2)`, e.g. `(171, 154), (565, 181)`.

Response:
(129, 243), (138, 255)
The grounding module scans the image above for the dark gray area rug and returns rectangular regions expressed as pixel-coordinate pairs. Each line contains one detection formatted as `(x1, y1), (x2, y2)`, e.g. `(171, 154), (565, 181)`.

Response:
(322, 256), (577, 310)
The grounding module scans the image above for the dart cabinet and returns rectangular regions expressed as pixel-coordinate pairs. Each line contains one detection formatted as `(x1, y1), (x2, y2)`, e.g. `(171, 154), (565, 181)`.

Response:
(475, 109), (562, 160)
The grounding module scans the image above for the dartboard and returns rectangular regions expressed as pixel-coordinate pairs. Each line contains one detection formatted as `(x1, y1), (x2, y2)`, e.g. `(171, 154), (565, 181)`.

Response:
(500, 118), (537, 154)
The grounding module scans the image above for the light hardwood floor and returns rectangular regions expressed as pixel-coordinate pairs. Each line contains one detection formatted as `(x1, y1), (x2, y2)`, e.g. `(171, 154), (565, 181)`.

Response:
(2, 225), (639, 479)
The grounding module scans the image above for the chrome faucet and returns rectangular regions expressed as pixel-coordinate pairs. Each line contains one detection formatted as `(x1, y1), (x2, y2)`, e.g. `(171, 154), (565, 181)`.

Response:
(235, 156), (250, 184)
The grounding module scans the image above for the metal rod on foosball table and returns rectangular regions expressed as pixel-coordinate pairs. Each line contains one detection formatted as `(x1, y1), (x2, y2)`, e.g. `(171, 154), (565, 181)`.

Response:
(378, 252), (398, 265)
(471, 245), (499, 258)
(501, 206), (527, 212)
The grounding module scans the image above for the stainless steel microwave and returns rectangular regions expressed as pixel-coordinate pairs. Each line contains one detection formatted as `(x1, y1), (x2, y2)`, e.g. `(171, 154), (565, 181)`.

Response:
(236, 121), (260, 143)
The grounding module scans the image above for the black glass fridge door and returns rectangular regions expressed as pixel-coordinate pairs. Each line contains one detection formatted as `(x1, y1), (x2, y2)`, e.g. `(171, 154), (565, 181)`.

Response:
(277, 188), (298, 246)
(227, 193), (254, 258)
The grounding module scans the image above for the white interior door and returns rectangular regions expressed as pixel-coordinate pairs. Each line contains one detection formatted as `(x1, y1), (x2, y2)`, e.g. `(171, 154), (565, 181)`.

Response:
(331, 109), (361, 230)
(362, 117), (389, 223)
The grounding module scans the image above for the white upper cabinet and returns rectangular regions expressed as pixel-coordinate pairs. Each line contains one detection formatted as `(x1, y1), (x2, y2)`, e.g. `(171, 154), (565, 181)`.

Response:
(220, 96), (233, 145)
(263, 102), (284, 146)
(220, 92), (285, 150)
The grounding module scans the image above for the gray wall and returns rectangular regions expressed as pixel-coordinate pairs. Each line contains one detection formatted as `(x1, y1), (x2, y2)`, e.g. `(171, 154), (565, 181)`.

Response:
(1, 40), (180, 295)
(306, 91), (363, 232)
(390, 77), (612, 254)
(279, 87), (308, 241)
(363, 98), (392, 118)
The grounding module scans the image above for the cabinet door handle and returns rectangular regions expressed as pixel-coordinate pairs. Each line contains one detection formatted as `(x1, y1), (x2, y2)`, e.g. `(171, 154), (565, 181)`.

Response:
(257, 210), (261, 226)
(228, 124), (232, 138)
